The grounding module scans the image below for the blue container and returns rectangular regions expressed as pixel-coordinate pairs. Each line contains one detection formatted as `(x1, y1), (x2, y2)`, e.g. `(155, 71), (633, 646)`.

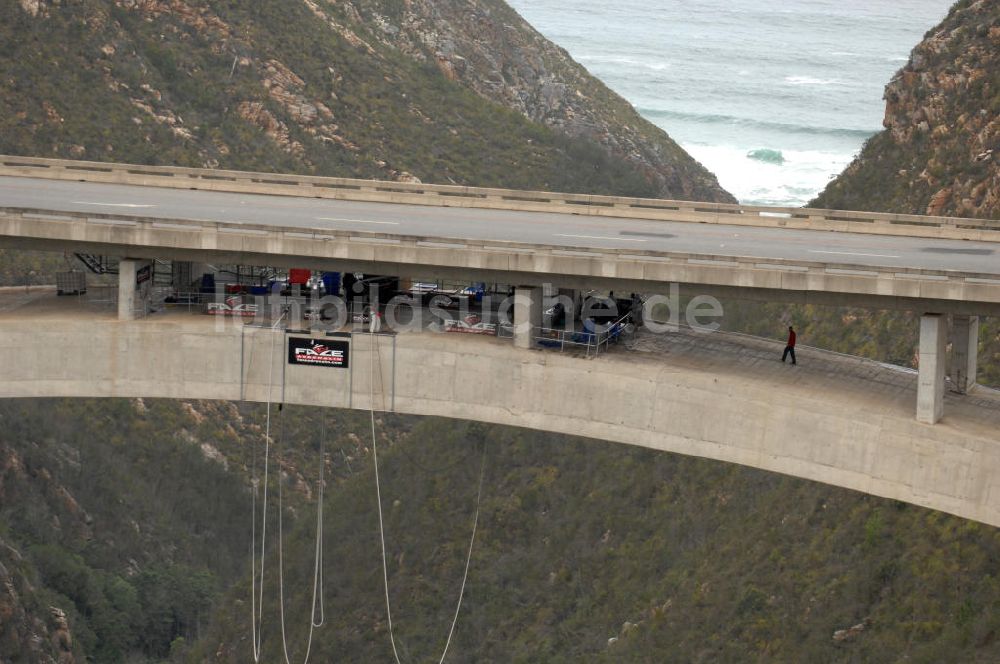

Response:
(250, 286), (268, 295)
(200, 273), (216, 293)
(322, 272), (341, 296)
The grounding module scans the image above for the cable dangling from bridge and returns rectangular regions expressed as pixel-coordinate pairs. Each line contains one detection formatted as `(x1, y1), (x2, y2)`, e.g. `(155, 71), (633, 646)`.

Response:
(276, 399), (327, 664)
(250, 313), (285, 662)
(249, 311), (328, 664)
(368, 328), (488, 664)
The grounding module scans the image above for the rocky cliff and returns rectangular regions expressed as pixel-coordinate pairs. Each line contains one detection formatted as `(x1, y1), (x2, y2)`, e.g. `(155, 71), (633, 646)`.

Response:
(789, 0), (999, 389)
(2, 0), (731, 201)
(814, 0), (999, 218)
(335, 0), (733, 201)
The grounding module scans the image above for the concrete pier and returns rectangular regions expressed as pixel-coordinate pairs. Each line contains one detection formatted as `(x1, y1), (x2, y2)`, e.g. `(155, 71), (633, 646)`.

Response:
(117, 258), (152, 321)
(949, 315), (979, 394)
(917, 314), (947, 424)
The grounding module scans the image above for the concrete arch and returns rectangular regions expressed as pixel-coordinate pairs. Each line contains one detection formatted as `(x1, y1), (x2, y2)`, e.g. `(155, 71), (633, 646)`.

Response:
(1, 314), (999, 527)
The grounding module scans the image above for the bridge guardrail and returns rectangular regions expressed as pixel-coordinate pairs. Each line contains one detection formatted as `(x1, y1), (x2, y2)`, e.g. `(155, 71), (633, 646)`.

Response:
(1, 155), (998, 242)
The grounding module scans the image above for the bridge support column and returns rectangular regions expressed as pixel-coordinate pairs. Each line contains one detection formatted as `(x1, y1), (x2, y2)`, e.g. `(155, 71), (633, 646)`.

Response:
(118, 258), (152, 321)
(949, 315), (979, 394)
(917, 313), (947, 424)
(513, 286), (542, 350)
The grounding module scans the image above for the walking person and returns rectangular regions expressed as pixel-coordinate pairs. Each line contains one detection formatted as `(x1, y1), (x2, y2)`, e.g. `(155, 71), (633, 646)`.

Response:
(782, 325), (797, 365)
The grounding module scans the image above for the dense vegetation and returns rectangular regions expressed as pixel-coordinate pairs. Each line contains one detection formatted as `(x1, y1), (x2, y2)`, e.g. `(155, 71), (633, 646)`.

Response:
(195, 417), (1000, 663)
(0, 0), (667, 197)
(0, 399), (250, 661)
(0, 398), (396, 662)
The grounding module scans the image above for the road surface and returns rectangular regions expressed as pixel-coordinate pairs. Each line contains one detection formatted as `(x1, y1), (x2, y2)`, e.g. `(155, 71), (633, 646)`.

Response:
(0, 176), (997, 274)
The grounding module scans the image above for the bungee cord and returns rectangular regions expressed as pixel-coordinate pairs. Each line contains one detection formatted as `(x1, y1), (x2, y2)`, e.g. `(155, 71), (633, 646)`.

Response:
(250, 313), (284, 662)
(250, 311), (328, 664)
(276, 405), (327, 664)
(368, 328), (487, 664)
(248, 307), (486, 663)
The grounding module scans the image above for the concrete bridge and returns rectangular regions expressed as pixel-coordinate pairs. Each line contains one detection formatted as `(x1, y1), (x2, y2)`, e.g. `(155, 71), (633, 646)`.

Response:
(0, 157), (997, 424)
(0, 157), (998, 508)
(1, 290), (999, 528)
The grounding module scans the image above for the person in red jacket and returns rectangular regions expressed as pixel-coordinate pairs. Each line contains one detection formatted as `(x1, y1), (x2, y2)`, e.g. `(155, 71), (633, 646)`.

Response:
(782, 326), (797, 365)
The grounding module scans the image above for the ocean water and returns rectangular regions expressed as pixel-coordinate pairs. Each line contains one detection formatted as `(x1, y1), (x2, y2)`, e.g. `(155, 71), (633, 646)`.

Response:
(507, 0), (953, 206)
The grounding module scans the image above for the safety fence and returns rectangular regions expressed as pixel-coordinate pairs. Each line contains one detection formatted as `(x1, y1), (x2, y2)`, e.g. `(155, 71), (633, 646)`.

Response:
(534, 312), (635, 357)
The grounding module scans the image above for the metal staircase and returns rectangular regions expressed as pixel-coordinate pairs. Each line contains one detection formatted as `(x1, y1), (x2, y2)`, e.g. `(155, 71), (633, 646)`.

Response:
(74, 253), (117, 275)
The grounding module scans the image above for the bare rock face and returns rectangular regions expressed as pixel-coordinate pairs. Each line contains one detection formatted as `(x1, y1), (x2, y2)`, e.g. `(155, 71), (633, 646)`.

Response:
(18, 0), (47, 17)
(0, 539), (78, 663)
(236, 102), (305, 157)
(49, 607), (76, 663)
(816, 0), (1000, 219)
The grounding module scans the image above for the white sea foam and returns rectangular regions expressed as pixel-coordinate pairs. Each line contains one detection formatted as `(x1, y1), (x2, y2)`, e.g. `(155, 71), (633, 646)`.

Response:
(783, 75), (841, 86)
(684, 143), (857, 206)
(577, 54), (671, 71)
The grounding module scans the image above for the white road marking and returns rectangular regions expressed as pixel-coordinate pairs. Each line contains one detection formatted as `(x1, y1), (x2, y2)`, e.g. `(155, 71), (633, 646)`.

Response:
(72, 201), (155, 208)
(317, 216), (399, 225)
(555, 234), (646, 242)
(809, 250), (900, 259)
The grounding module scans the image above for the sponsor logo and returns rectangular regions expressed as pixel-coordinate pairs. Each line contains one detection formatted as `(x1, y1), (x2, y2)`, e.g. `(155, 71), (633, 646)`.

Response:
(443, 318), (498, 335)
(288, 338), (349, 368)
(206, 297), (258, 317)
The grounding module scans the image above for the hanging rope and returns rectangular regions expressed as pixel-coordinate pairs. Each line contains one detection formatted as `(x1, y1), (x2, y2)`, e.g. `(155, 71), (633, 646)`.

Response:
(368, 329), (487, 664)
(276, 404), (327, 664)
(250, 314), (285, 662)
(250, 311), (328, 664)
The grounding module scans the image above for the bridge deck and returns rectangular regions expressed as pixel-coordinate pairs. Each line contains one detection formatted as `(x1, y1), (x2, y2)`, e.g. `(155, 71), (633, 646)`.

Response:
(1, 176), (998, 275)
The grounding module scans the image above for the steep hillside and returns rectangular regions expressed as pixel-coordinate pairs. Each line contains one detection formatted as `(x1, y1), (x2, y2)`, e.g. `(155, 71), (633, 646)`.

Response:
(0, 398), (400, 662)
(0, 0), (730, 201)
(815, 0), (999, 217)
(0, 399), (252, 662)
(195, 417), (1000, 663)
(332, 0), (732, 201)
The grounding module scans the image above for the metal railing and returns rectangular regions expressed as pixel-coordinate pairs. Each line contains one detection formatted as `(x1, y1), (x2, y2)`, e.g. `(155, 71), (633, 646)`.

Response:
(1, 154), (998, 241)
(534, 312), (634, 357)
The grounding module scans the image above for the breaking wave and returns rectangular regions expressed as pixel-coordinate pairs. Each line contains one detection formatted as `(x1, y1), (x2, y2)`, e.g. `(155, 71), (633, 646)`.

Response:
(747, 148), (785, 164)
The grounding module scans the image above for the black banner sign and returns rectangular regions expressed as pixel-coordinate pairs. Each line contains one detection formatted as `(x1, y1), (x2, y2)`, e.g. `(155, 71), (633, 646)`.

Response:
(288, 337), (349, 368)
